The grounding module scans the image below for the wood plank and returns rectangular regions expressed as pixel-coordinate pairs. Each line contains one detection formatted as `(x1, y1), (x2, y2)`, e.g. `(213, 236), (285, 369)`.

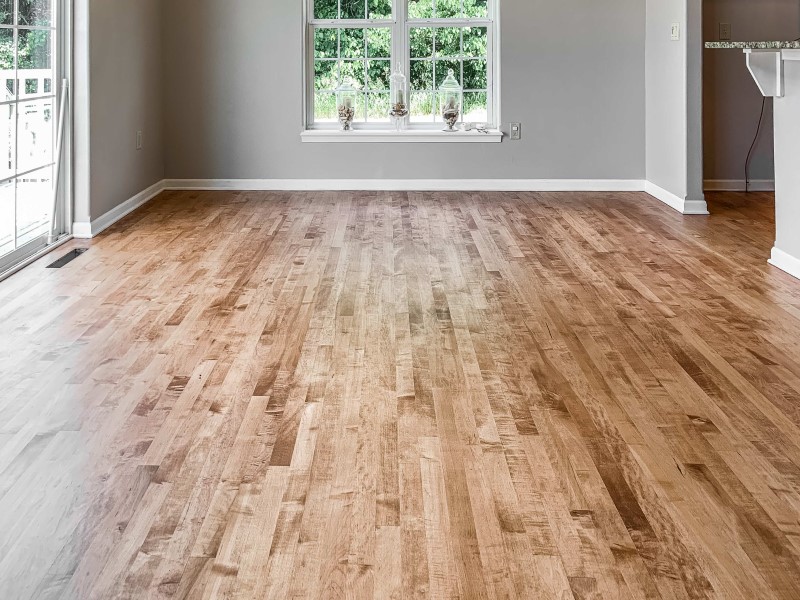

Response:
(0, 190), (798, 598)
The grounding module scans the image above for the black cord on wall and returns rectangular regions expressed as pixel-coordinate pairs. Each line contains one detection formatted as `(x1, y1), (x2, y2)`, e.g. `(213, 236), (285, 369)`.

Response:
(744, 97), (766, 193)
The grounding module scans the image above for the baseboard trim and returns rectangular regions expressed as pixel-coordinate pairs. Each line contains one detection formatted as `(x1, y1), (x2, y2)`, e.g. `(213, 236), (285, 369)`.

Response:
(73, 180), (166, 239)
(769, 247), (800, 281)
(68, 178), (711, 239)
(704, 179), (775, 192)
(162, 178), (647, 193)
(644, 181), (709, 215)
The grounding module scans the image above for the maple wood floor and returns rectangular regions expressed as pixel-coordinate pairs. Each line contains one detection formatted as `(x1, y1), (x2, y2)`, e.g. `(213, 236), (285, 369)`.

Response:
(1, 190), (800, 599)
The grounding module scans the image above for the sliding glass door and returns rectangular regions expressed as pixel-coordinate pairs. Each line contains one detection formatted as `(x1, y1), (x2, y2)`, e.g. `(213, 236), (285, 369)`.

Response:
(0, 0), (67, 274)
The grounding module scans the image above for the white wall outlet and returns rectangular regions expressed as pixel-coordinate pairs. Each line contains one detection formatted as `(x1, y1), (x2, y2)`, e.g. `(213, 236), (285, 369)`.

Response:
(671, 23), (681, 41)
(510, 123), (521, 140)
(136, 130), (143, 150)
(719, 22), (731, 41)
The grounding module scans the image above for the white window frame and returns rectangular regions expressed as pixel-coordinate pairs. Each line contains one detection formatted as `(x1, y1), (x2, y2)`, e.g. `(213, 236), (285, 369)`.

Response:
(303, 0), (499, 133)
(0, 0), (72, 278)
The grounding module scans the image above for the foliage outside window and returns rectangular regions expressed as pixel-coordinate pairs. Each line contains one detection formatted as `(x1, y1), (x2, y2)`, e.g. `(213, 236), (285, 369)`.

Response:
(308, 0), (495, 128)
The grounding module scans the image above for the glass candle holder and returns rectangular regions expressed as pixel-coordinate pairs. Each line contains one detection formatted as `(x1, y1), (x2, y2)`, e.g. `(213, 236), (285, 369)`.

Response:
(336, 81), (357, 131)
(389, 63), (409, 132)
(439, 69), (461, 132)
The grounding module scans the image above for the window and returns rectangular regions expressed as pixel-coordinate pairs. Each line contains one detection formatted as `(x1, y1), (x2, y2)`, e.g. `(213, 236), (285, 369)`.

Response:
(306, 0), (497, 130)
(0, 0), (68, 274)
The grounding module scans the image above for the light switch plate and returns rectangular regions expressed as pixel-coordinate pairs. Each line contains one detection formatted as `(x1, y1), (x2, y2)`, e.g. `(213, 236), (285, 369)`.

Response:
(719, 22), (731, 41)
(671, 23), (681, 41)
(510, 123), (521, 140)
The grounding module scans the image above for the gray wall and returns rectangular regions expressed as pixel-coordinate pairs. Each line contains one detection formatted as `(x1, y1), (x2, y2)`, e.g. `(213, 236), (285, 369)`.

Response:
(162, 0), (646, 181)
(75, 0), (165, 222)
(646, 0), (686, 199)
(703, 0), (800, 186)
(644, 0), (704, 203)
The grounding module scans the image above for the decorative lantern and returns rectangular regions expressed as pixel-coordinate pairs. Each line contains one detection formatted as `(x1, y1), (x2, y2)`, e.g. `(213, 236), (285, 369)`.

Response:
(389, 63), (408, 131)
(336, 80), (357, 131)
(439, 68), (461, 132)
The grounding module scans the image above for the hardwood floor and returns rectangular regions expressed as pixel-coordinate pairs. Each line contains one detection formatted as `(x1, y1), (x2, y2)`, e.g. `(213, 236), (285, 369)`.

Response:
(1, 189), (799, 599)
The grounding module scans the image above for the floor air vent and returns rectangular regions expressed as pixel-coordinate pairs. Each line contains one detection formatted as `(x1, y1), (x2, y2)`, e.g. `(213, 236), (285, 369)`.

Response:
(47, 248), (89, 269)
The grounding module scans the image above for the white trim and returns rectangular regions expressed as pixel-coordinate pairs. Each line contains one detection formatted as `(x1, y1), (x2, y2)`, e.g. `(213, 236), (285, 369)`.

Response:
(300, 129), (503, 143)
(0, 235), (74, 283)
(163, 179), (647, 192)
(769, 246), (800, 281)
(704, 179), (775, 192)
(72, 180), (165, 239)
(644, 181), (709, 215)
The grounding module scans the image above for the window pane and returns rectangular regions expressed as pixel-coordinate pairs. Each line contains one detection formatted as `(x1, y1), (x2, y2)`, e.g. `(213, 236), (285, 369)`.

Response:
(463, 27), (487, 58)
(463, 91), (487, 122)
(464, 0), (488, 18)
(410, 27), (433, 59)
(0, 0), (12, 25)
(0, 181), (13, 255)
(0, 28), (13, 70)
(340, 28), (364, 58)
(368, 0), (391, 19)
(339, 60), (366, 89)
(17, 97), (54, 173)
(410, 60), (433, 90)
(408, 0), (433, 19)
(367, 28), (391, 58)
(18, 0), (53, 27)
(340, 0), (365, 20)
(1, 104), (15, 180)
(367, 60), (390, 90)
(367, 92), (390, 122)
(351, 92), (366, 122)
(15, 165), (52, 246)
(435, 27), (460, 58)
(436, 0), (460, 19)
(463, 58), (486, 89)
(315, 92), (337, 121)
(410, 91), (435, 122)
(17, 28), (52, 70)
(435, 59), (460, 87)
(315, 60), (337, 91)
(314, 0), (337, 19)
(314, 28), (338, 58)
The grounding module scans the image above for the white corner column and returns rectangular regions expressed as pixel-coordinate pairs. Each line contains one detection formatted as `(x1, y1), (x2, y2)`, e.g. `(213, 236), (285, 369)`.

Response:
(754, 50), (800, 280)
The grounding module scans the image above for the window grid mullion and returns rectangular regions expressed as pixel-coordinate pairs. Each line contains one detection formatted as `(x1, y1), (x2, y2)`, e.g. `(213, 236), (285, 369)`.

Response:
(363, 31), (368, 121)
(460, 27), (464, 124)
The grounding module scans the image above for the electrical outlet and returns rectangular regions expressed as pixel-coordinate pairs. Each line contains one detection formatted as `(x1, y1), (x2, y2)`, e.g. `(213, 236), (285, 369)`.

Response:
(510, 123), (521, 141)
(136, 130), (143, 150)
(671, 23), (681, 41)
(719, 22), (731, 41)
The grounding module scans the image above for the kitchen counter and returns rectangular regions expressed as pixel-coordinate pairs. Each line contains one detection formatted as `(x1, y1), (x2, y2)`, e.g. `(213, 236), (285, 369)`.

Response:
(708, 44), (800, 280)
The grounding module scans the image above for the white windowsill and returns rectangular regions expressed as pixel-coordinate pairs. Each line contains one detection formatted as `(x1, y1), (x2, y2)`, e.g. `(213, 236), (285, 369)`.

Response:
(300, 129), (504, 143)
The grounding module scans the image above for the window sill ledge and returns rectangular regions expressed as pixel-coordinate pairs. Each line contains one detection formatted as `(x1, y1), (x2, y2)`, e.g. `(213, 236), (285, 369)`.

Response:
(300, 129), (504, 143)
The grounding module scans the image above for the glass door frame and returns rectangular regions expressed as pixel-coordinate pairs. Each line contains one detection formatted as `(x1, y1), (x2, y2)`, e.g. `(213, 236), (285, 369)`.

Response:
(0, 0), (72, 277)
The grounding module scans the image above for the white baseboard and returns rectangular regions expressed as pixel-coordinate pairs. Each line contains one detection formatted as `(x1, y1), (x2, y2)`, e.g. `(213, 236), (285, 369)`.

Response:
(68, 178), (710, 240)
(162, 178), (647, 193)
(769, 247), (800, 281)
(169, 178), (710, 215)
(72, 180), (166, 239)
(704, 179), (775, 192)
(644, 181), (709, 215)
